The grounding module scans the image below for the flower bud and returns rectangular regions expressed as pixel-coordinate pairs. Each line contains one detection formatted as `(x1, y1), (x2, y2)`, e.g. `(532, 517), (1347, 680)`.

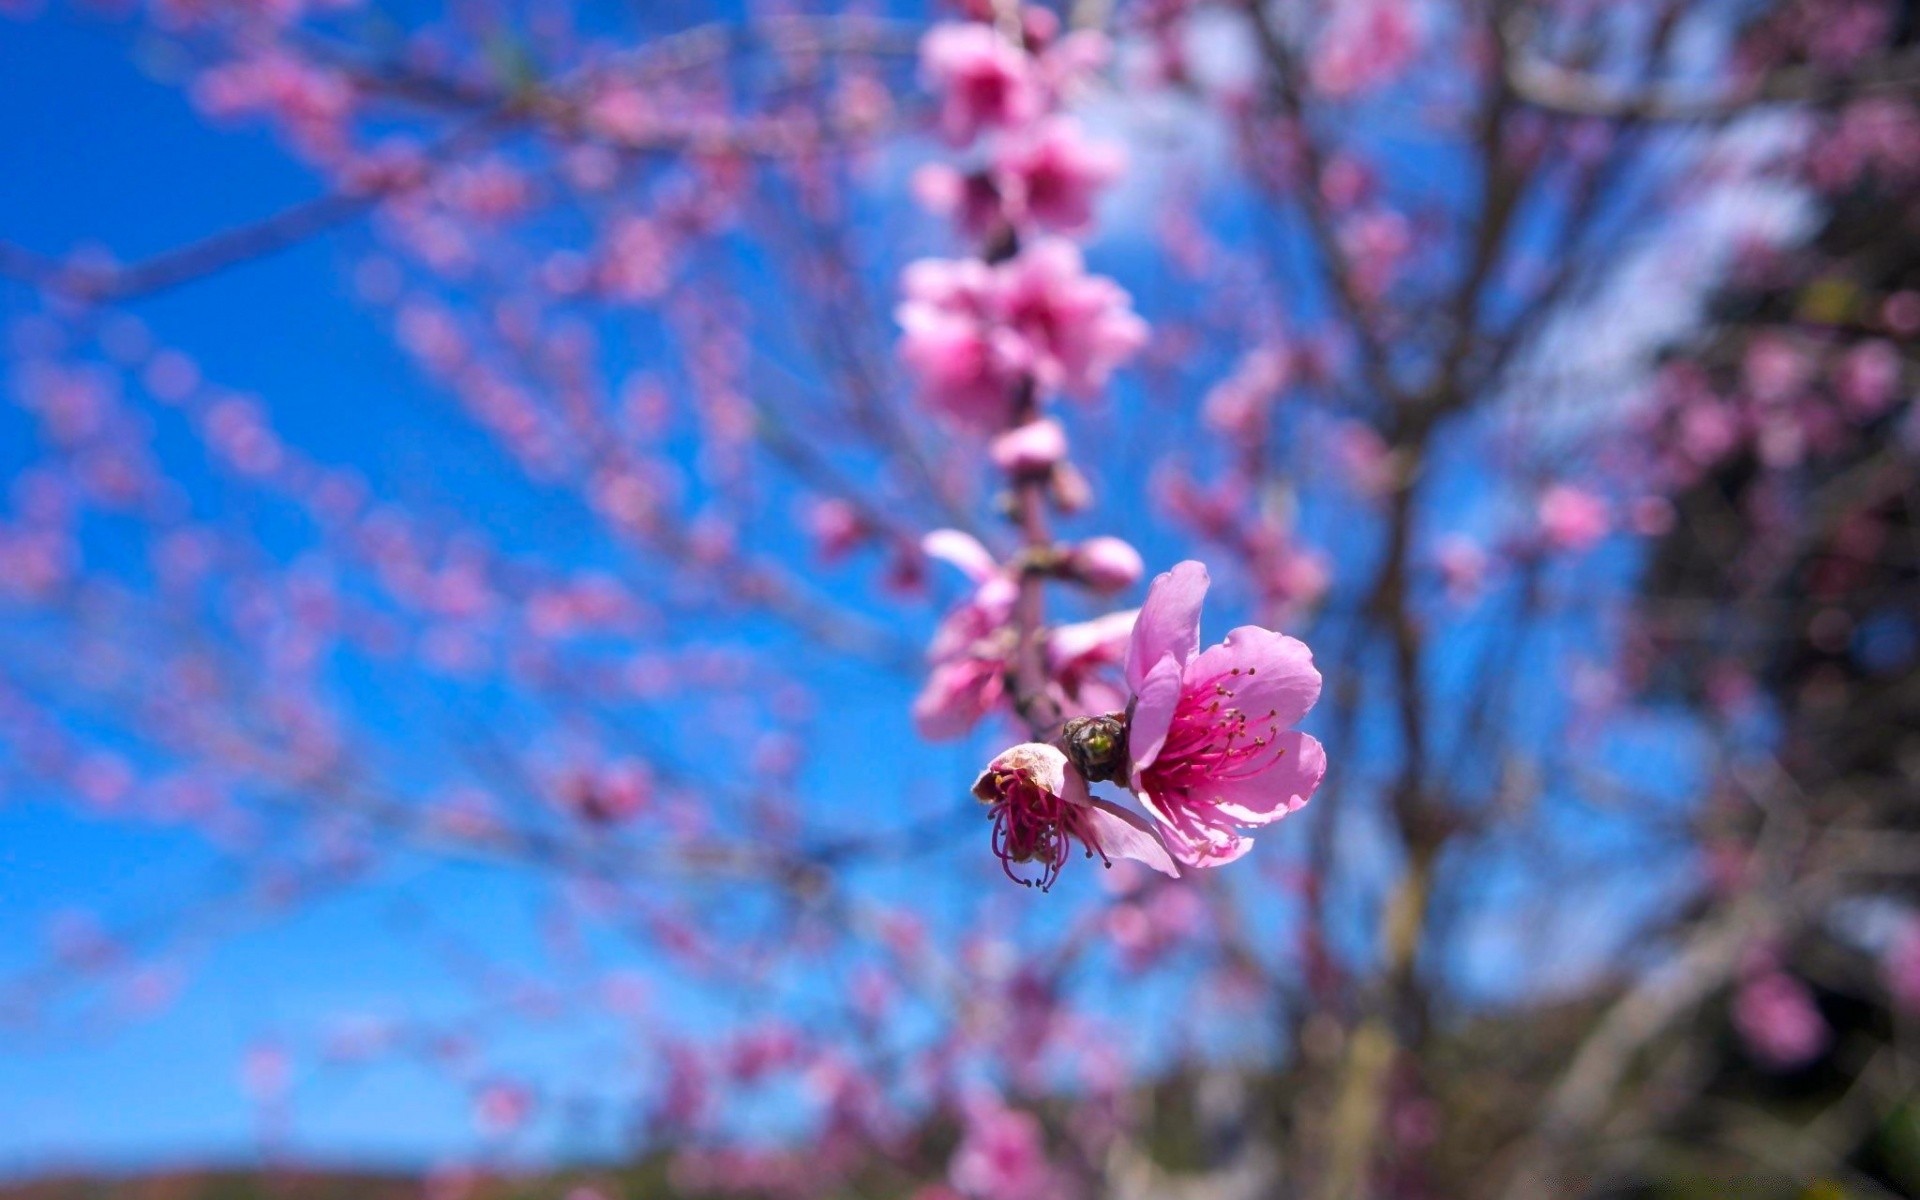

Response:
(1067, 536), (1142, 592)
(1049, 462), (1092, 512)
(990, 418), (1068, 476)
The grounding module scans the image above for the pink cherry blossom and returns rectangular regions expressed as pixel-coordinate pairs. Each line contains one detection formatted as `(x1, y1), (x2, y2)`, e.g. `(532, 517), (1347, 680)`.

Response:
(1124, 561), (1325, 867)
(1733, 970), (1829, 1069)
(992, 118), (1124, 235)
(920, 23), (1041, 146)
(914, 530), (1018, 739)
(1312, 0), (1420, 98)
(990, 418), (1068, 475)
(1067, 536), (1143, 592)
(897, 246), (1146, 428)
(973, 743), (1176, 891)
(1538, 484), (1610, 552)
(896, 258), (1025, 430)
(948, 1095), (1055, 1199)
(1048, 609), (1136, 718)
(1834, 339), (1902, 418)
(993, 238), (1148, 398)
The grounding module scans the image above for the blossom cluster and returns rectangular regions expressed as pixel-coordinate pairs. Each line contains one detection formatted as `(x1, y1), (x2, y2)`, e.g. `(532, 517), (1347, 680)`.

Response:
(902, 11), (1325, 891)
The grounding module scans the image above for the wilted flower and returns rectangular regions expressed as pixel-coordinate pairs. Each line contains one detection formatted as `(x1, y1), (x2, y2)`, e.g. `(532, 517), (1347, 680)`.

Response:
(1124, 561), (1325, 867)
(973, 743), (1175, 891)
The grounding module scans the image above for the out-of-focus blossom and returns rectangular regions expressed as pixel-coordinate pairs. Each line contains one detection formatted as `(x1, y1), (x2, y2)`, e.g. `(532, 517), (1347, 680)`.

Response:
(1338, 208), (1413, 299)
(1067, 536), (1143, 592)
(897, 258), (1024, 430)
(1733, 970), (1829, 1069)
(949, 1095), (1057, 1200)
(990, 418), (1068, 475)
(1124, 561), (1325, 867)
(1834, 339), (1903, 419)
(975, 744), (1175, 890)
(915, 530), (1018, 739)
(805, 498), (871, 563)
(993, 239), (1148, 398)
(897, 245), (1145, 428)
(1203, 346), (1291, 438)
(1538, 484), (1610, 552)
(993, 118), (1124, 235)
(1312, 0), (1420, 98)
(921, 23), (1041, 146)
(1435, 535), (1488, 604)
(558, 759), (651, 825)
(1048, 608), (1136, 718)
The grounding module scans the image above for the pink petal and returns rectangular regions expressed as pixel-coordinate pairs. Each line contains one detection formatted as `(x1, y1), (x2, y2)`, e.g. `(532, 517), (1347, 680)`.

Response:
(1048, 608), (1136, 671)
(1185, 625), (1322, 730)
(1124, 560), (1209, 691)
(1127, 654), (1183, 778)
(1197, 732), (1325, 825)
(1079, 797), (1179, 878)
(922, 529), (997, 583)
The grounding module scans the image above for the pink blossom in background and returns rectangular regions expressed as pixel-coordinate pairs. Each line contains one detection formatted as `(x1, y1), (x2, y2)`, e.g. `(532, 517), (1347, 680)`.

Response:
(1047, 608), (1138, 719)
(1068, 536), (1143, 592)
(1435, 535), (1489, 604)
(992, 117), (1124, 235)
(948, 1095), (1057, 1200)
(1743, 333), (1813, 404)
(805, 498), (870, 563)
(1834, 339), (1903, 418)
(914, 530), (1018, 739)
(1311, 0), (1420, 98)
(1538, 484), (1610, 552)
(1733, 970), (1829, 1069)
(920, 23), (1041, 146)
(990, 417), (1069, 475)
(897, 244), (1145, 426)
(993, 238), (1148, 398)
(896, 257), (1024, 430)
(972, 743), (1175, 891)
(1124, 561), (1325, 867)
(1886, 922), (1920, 1014)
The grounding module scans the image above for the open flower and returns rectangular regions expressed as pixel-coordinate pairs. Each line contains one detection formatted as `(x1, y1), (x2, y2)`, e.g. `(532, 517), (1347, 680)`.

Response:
(974, 743), (1176, 890)
(1124, 561), (1325, 867)
(920, 23), (1041, 146)
(914, 530), (1018, 739)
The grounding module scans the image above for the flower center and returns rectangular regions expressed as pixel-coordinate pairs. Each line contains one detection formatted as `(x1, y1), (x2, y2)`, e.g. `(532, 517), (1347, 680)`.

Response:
(1146, 666), (1284, 793)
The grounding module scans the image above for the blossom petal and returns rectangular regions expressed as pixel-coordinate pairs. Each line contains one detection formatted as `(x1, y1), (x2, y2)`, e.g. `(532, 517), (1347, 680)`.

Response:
(1078, 797), (1178, 877)
(1048, 608), (1135, 671)
(922, 529), (997, 583)
(1196, 732), (1325, 825)
(1184, 625), (1322, 731)
(1126, 653), (1183, 779)
(1124, 560), (1209, 691)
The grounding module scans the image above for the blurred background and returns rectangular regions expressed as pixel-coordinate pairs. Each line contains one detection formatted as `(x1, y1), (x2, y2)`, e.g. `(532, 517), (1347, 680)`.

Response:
(0, 0), (1916, 1197)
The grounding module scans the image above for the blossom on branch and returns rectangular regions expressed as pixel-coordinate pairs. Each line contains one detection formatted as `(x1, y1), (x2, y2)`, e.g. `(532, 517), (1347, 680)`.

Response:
(1123, 561), (1326, 867)
(972, 743), (1175, 891)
